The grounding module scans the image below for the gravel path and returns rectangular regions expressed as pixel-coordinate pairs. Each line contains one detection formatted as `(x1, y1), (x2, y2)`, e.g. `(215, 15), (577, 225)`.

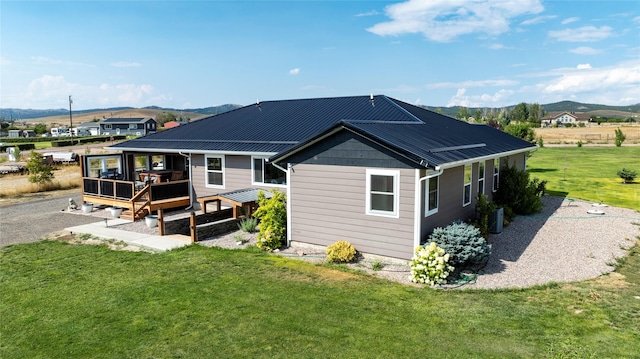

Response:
(9, 195), (640, 289)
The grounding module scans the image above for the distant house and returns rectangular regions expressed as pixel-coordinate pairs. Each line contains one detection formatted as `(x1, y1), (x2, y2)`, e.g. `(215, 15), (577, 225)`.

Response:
(98, 118), (157, 136)
(77, 122), (100, 136)
(163, 121), (187, 129)
(542, 112), (592, 126)
(88, 95), (535, 260)
(8, 130), (22, 138)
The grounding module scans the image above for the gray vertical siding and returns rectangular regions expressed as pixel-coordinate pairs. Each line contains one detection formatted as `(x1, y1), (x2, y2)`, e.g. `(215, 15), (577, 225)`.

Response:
(289, 163), (415, 260)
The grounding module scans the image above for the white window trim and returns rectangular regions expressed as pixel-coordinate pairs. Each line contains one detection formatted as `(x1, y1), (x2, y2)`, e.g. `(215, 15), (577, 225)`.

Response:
(478, 162), (485, 196)
(205, 154), (225, 189)
(463, 164), (472, 207)
(365, 169), (399, 218)
(493, 158), (500, 193)
(104, 124), (112, 130)
(251, 156), (287, 188)
(424, 174), (439, 217)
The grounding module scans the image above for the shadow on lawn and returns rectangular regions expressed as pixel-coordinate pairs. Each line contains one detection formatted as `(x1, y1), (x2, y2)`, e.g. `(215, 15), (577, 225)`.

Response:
(481, 195), (565, 275)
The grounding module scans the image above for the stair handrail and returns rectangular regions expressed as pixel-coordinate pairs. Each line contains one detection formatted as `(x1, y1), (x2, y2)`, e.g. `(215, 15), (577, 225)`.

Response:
(130, 184), (151, 220)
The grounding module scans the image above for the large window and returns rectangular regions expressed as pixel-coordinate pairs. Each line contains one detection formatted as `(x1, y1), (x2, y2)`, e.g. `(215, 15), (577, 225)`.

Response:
(425, 175), (439, 217)
(493, 158), (500, 192)
(478, 161), (485, 195)
(252, 157), (286, 186)
(463, 164), (472, 206)
(366, 169), (399, 217)
(205, 155), (224, 188)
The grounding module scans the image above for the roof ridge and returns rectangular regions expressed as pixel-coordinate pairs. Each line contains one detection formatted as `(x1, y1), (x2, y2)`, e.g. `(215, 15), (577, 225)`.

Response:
(380, 96), (424, 123)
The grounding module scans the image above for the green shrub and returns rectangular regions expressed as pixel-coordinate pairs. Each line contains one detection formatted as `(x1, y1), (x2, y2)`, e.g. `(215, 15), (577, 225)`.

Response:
(504, 123), (536, 143)
(617, 168), (637, 184)
(577, 140), (583, 147)
(238, 217), (258, 233)
(614, 128), (626, 147)
(429, 221), (491, 268)
(253, 190), (287, 251)
(537, 136), (544, 148)
(326, 240), (357, 263)
(410, 242), (454, 286)
(25, 150), (54, 184)
(474, 193), (497, 238)
(495, 164), (546, 218)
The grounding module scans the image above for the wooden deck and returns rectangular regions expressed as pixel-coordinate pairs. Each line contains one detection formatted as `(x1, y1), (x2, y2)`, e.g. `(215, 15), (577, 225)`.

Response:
(82, 177), (191, 221)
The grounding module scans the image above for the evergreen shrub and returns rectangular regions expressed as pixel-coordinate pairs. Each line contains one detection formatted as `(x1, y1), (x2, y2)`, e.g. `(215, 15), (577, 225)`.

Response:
(254, 190), (287, 251)
(429, 221), (491, 268)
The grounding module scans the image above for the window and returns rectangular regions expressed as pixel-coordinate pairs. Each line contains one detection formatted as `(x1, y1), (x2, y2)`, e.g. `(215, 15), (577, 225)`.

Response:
(493, 158), (500, 192)
(478, 161), (485, 195)
(252, 157), (286, 185)
(463, 164), (472, 206)
(205, 155), (224, 188)
(104, 124), (112, 130)
(366, 169), (399, 217)
(425, 175), (439, 217)
(129, 123), (137, 129)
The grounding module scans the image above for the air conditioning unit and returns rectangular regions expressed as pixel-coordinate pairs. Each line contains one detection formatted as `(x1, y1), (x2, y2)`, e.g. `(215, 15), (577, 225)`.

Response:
(136, 132), (141, 136)
(489, 208), (504, 234)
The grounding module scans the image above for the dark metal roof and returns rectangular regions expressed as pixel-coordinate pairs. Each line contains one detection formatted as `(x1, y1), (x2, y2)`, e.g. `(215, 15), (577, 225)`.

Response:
(109, 95), (420, 153)
(101, 117), (154, 124)
(111, 95), (536, 167)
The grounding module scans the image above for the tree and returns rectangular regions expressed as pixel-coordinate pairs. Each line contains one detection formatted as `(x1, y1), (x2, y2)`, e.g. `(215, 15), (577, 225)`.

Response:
(504, 122), (536, 143)
(614, 128), (626, 147)
(156, 112), (177, 126)
(474, 109), (482, 122)
(528, 103), (543, 126)
(456, 106), (471, 120)
(617, 168), (637, 183)
(25, 150), (54, 184)
(510, 102), (529, 123)
(33, 123), (48, 135)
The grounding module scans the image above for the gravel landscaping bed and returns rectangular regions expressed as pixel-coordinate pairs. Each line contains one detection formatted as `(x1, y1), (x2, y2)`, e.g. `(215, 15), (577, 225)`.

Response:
(71, 196), (640, 289)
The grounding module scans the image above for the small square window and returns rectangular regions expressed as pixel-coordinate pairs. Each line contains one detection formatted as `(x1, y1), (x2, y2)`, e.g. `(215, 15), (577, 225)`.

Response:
(366, 169), (399, 217)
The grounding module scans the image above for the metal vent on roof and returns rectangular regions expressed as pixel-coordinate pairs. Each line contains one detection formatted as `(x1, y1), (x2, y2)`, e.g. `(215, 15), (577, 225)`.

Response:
(428, 143), (486, 153)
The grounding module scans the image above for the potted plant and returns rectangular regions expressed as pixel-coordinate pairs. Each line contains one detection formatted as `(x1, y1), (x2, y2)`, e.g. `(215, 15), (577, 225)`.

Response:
(145, 215), (158, 228)
(108, 207), (123, 218)
(82, 203), (93, 214)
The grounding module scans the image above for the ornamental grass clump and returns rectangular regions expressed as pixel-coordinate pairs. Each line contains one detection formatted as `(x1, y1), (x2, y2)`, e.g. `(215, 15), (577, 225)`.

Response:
(326, 240), (357, 263)
(410, 242), (454, 286)
(429, 221), (491, 269)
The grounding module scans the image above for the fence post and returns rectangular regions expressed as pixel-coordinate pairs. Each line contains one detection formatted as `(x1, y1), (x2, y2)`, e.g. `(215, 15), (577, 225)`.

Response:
(189, 211), (197, 243)
(157, 207), (164, 236)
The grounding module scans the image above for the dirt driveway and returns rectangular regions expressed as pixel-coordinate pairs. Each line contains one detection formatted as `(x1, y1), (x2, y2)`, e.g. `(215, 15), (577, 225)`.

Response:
(0, 190), (100, 247)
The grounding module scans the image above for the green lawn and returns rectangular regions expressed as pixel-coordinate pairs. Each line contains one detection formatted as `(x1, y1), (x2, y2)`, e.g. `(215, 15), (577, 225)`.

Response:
(1, 239), (639, 358)
(527, 147), (640, 210)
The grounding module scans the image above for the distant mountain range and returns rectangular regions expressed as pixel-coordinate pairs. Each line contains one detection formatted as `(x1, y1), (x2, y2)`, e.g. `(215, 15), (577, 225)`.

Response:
(1, 101), (638, 121)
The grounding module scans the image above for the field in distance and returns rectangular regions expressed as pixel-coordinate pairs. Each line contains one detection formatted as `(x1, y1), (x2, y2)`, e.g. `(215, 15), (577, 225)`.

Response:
(536, 123), (639, 145)
(23, 108), (211, 127)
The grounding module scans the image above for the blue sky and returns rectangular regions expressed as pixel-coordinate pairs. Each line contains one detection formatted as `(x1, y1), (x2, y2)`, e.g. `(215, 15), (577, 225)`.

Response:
(1, 0), (639, 110)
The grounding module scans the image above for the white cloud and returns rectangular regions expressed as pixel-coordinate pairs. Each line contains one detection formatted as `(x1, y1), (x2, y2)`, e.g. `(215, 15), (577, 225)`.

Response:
(489, 43), (510, 50)
(520, 15), (556, 26)
(0, 57), (11, 66)
(30, 56), (93, 67)
(541, 61), (640, 105)
(447, 88), (515, 107)
(569, 46), (602, 55)
(548, 26), (614, 42)
(576, 63), (592, 69)
(111, 61), (142, 68)
(561, 17), (579, 25)
(7, 75), (171, 109)
(289, 68), (300, 75)
(366, 0), (544, 42)
(355, 10), (379, 17)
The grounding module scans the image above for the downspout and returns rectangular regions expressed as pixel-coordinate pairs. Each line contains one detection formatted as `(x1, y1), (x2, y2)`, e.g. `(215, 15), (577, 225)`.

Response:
(270, 161), (292, 247)
(414, 165), (444, 251)
(178, 151), (194, 210)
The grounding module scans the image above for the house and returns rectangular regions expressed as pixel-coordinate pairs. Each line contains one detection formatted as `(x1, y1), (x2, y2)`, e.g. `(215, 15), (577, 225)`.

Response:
(8, 130), (22, 138)
(541, 111), (592, 126)
(77, 122), (100, 136)
(85, 95), (535, 260)
(98, 117), (157, 136)
(162, 121), (188, 129)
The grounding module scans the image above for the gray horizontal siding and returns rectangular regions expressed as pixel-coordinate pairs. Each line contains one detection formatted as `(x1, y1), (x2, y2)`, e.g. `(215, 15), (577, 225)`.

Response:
(290, 164), (415, 259)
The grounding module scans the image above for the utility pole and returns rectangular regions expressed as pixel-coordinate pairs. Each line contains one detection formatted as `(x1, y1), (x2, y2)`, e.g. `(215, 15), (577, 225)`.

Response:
(69, 95), (73, 144)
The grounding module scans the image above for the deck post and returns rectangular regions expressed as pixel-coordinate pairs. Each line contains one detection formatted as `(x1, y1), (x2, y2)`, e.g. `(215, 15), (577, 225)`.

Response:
(157, 207), (164, 236)
(189, 211), (197, 243)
